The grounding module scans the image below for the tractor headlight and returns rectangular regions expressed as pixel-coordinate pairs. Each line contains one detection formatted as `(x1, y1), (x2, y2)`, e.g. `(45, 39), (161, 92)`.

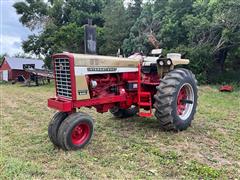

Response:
(159, 60), (164, 66)
(167, 60), (172, 66)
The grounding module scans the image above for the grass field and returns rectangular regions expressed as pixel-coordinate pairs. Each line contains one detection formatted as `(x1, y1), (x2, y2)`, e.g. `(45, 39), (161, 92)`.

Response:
(1, 83), (240, 179)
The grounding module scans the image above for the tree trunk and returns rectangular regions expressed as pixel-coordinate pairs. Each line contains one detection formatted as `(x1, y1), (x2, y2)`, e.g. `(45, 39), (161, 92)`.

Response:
(215, 49), (228, 73)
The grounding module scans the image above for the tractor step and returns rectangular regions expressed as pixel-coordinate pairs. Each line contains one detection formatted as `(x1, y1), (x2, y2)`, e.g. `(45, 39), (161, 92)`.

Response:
(139, 102), (152, 106)
(139, 112), (152, 117)
(137, 64), (153, 117)
(138, 92), (152, 117)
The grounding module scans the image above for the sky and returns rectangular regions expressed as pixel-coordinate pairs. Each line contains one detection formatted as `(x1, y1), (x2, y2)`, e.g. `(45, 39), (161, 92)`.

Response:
(0, 0), (32, 56)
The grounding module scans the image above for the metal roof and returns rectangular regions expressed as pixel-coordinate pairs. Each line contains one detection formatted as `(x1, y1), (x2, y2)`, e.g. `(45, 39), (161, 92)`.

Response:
(4, 57), (44, 70)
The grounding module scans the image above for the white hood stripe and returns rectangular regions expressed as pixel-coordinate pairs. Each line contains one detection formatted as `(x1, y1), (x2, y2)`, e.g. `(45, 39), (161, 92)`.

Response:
(75, 67), (138, 75)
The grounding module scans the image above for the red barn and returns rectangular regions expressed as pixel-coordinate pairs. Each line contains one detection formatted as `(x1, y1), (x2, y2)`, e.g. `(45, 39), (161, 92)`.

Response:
(0, 57), (44, 81)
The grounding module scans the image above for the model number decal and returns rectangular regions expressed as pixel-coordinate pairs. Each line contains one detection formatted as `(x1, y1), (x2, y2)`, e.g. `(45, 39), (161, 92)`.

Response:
(78, 90), (88, 95)
(87, 67), (117, 72)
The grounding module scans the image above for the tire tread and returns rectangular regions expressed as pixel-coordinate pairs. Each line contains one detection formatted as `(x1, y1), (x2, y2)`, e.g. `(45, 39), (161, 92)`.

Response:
(154, 68), (198, 131)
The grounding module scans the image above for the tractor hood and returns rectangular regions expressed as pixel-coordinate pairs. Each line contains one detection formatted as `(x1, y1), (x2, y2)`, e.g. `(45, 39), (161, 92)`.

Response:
(71, 53), (140, 67)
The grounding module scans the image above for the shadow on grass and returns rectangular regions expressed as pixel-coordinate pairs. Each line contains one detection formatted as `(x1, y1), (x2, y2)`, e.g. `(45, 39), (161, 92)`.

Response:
(107, 115), (176, 135)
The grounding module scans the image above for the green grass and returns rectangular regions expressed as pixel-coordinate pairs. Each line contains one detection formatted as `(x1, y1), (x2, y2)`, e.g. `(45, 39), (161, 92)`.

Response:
(1, 83), (240, 179)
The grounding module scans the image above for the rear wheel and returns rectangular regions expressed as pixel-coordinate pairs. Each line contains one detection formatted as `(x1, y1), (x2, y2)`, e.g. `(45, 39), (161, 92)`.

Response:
(57, 112), (94, 150)
(48, 112), (68, 147)
(110, 106), (138, 118)
(154, 68), (198, 131)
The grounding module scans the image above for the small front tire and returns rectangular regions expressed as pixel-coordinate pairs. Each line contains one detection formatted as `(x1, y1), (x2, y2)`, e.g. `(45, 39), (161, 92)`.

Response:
(48, 112), (68, 147)
(57, 112), (94, 150)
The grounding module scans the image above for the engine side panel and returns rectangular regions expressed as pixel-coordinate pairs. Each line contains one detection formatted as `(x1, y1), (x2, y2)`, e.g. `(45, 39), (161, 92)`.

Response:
(75, 75), (90, 100)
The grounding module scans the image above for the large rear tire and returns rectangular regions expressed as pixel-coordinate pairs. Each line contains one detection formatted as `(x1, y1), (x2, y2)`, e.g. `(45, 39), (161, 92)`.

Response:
(57, 112), (94, 150)
(110, 106), (138, 118)
(48, 112), (68, 147)
(154, 68), (198, 131)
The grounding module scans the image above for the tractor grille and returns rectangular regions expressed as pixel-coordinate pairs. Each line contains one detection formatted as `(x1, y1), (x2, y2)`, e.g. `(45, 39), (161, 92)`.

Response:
(54, 58), (72, 99)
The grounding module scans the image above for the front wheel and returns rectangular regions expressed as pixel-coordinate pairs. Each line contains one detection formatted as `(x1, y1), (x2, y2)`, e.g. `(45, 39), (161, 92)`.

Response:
(154, 68), (198, 131)
(57, 112), (94, 150)
(48, 112), (68, 147)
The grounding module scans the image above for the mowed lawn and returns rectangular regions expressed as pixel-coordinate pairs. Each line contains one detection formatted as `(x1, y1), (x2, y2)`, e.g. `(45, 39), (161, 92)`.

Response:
(0, 83), (240, 179)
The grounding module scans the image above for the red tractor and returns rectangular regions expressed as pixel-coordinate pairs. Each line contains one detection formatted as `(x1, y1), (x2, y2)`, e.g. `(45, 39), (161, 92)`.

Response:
(48, 50), (198, 150)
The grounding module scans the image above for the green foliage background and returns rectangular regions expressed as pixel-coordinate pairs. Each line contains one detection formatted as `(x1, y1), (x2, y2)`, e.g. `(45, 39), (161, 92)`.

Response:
(13, 0), (240, 83)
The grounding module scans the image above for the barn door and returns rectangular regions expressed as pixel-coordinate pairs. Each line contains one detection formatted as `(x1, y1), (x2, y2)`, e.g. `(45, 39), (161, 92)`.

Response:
(3, 70), (8, 81)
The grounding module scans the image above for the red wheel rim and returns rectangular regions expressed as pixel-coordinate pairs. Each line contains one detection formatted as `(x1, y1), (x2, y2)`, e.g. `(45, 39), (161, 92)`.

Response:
(176, 83), (194, 120)
(71, 123), (90, 145)
(177, 86), (187, 115)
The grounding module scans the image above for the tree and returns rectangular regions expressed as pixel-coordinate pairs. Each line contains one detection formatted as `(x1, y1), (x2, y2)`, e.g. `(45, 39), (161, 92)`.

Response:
(14, 0), (106, 29)
(99, 0), (128, 55)
(122, 2), (156, 55)
(211, 0), (240, 71)
(14, 0), (240, 82)
(62, 0), (105, 27)
(126, 0), (143, 28)
(13, 0), (48, 30)
(0, 54), (8, 64)
(122, 0), (240, 82)
(181, 0), (240, 72)
(14, 0), (107, 68)
(14, 52), (34, 59)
